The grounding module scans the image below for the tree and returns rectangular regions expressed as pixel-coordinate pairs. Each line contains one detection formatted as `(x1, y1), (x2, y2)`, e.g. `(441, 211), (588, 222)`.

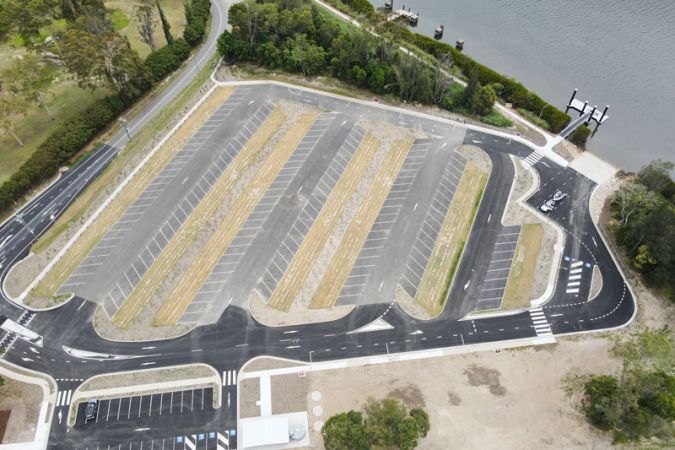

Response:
(283, 33), (325, 76)
(135, 0), (157, 50)
(2, 54), (58, 118)
(581, 329), (675, 441)
(364, 398), (408, 447)
(0, 0), (57, 46)
(0, 89), (28, 146)
(321, 411), (370, 450)
(639, 160), (675, 200)
(612, 182), (655, 228)
(59, 29), (144, 94)
(156, 0), (173, 44)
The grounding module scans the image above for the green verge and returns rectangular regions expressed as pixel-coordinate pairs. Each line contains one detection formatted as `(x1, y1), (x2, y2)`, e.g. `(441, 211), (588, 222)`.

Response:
(30, 56), (216, 254)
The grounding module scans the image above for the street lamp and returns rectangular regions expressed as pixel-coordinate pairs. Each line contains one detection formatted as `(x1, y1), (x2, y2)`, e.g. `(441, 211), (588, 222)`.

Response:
(309, 350), (314, 366)
(538, 103), (551, 120)
(119, 117), (131, 140)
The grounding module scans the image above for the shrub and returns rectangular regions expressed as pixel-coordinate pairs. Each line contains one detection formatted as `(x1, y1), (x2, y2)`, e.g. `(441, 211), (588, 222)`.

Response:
(183, 0), (211, 46)
(481, 110), (514, 128)
(569, 124), (591, 148)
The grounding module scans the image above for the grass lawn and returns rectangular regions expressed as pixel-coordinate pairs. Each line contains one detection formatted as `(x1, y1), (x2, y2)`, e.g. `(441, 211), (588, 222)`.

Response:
(501, 223), (544, 310)
(0, 73), (107, 184)
(106, 0), (187, 58)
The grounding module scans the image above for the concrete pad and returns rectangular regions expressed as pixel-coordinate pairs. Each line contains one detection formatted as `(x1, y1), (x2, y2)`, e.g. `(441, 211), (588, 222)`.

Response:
(569, 151), (617, 184)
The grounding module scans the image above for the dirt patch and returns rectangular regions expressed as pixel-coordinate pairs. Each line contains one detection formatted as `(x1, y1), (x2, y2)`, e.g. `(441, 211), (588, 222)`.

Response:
(0, 376), (42, 444)
(239, 378), (261, 419)
(387, 383), (425, 409)
(464, 364), (506, 396)
(306, 337), (619, 449)
(447, 391), (462, 406)
(78, 364), (216, 392)
(271, 374), (308, 415)
(243, 358), (305, 372)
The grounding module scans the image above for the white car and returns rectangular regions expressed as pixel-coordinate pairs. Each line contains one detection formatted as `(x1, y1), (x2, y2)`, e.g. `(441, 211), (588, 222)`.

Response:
(540, 191), (568, 212)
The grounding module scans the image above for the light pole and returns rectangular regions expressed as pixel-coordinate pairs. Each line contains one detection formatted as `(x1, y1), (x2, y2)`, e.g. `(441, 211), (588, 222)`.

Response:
(309, 350), (314, 366)
(538, 103), (550, 120)
(119, 117), (131, 140)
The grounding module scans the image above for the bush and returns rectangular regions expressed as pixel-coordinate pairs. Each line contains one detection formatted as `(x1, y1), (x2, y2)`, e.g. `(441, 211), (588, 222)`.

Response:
(569, 124), (591, 148)
(183, 0), (211, 46)
(481, 110), (514, 128)
(341, 0), (375, 17)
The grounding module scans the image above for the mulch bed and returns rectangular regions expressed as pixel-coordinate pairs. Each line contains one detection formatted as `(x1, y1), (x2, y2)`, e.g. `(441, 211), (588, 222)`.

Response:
(0, 410), (11, 442)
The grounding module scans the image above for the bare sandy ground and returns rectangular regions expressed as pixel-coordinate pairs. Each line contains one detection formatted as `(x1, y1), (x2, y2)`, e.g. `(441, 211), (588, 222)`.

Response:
(0, 374), (42, 444)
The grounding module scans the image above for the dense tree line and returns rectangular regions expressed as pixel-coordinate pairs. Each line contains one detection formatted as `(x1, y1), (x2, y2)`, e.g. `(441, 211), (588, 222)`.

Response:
(382, 25), (572, 133)
(218, 0), (456, 106)
(0, 0), (211, 216)
(582, 328), (674, 442)
(322, 398), (430, 450)
(610, 160), (675, 301)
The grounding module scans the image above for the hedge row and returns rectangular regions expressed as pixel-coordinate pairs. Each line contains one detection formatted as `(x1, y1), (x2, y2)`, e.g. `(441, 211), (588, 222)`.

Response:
(0, 2), (212, 216)
(340, 0), (375, 17)
(390, 26), (572, 133)
(144, 38), (192, 83)
(183, 0), (211, 46)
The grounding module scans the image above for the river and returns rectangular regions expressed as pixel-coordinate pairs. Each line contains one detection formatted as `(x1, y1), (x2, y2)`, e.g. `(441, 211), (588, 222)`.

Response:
(369, 0), (675, 171)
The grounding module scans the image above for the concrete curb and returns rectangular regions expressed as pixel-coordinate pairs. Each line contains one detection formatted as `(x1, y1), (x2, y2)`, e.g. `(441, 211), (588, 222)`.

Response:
(66, 363), (221, 427)
(239, 335), (556, 382)
(0, 361), (57, 450)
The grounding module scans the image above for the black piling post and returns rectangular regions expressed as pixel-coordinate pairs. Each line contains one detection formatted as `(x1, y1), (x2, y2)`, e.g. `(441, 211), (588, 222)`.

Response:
(599, 105), (609, 123)
(580, 101), (588, 117)
(586, 105), (597, 125)
(565, 88), (577, 114)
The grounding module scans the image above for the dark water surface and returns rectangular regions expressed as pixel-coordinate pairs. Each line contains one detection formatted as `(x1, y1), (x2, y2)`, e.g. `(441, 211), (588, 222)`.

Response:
(369, 0), (675, 170)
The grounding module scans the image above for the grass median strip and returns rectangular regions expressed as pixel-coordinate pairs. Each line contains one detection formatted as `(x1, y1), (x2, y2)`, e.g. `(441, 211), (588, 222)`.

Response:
(309, 137), (414, 309)
(416, 160), (488, 316)
(153, 113), (318, 326)
(267, 133), (381, 312)
(32, 87), (235, 299)
(111, 108), (286, 329)
(501, 223), (543, 310)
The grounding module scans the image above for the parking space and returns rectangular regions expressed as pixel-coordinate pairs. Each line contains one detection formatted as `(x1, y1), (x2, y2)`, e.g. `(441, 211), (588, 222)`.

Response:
(59, 89), (253, 299)
(399, 151), (467, 299)
(75, 388), (214, 427)
(257, 125), (366, 300)
(95, 101), (276, 317)
(475, 226), (521, 310)
(72, 430), (233, 450)
(335, 140), (432, 306)
(180, 114), (338, 323)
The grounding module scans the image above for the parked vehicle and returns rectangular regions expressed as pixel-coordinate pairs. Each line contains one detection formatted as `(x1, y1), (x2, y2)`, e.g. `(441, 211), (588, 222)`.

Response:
(540, 190), (568, 212)
(84, 399), (98, 422)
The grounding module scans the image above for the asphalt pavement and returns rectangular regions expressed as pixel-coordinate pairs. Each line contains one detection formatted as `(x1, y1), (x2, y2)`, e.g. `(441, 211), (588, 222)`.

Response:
(0, 70), (635, 450)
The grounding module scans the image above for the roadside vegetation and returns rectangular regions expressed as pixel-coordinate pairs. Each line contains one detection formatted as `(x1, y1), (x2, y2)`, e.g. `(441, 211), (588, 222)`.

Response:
(501, 223), (544, 310)
(0, 0), (210, 218)
(609, 160), (675, 301)
(566, 328), (674, 444)
(322, 397), (430, 450)
(217, 0), (512, 131)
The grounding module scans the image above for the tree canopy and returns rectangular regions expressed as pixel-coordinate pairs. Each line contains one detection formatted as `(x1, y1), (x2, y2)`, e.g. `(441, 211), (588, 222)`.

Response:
(322, 398), (431, 449)
(610, 160), (675, 301)
(582, 328), (675, 442)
